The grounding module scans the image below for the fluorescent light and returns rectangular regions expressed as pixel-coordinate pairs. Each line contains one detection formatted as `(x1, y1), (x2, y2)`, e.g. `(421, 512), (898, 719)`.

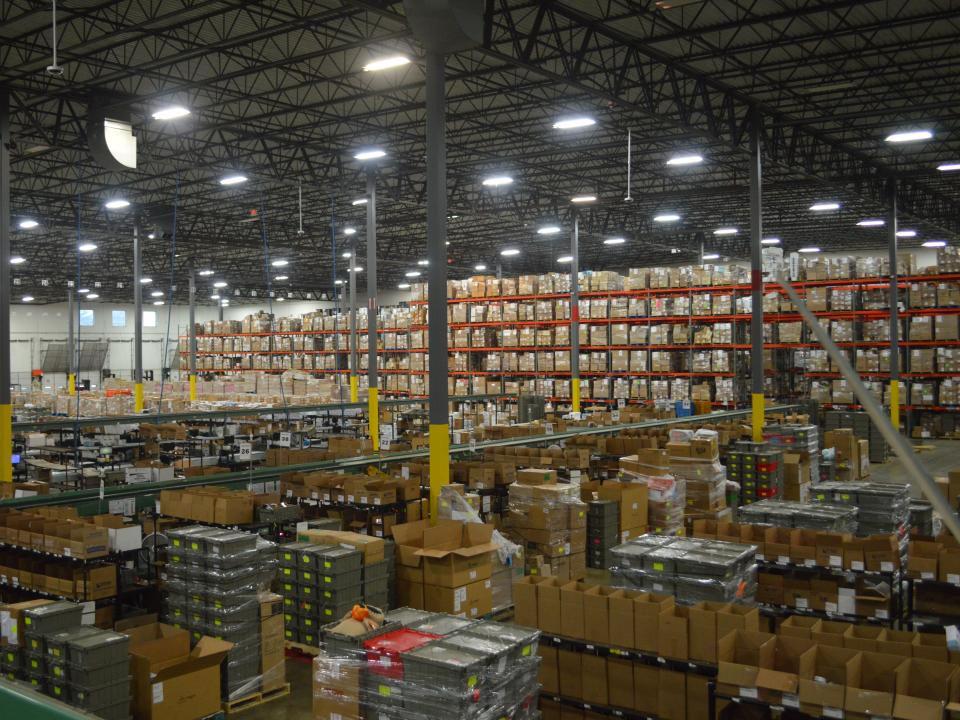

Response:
(666, 154), (703, 166)
(571, 194), (596, 204)
(334, 279), (345, 285)
(922, 240), (947, 248)
(153, 300), (164, 306)
(199, 269), (214, 276)
(553, 116), (595, 129)
(219, 174), (247, 185)
(896, 229), (917, 238)
(799, 247), (821, 253)
(210, 294), (220, 300)
(937, 162), (960, 172)
(538, 225), (561, 235)
(275, 275), (289, 281)
(21, 295), (34, 303)
(9, 256), (25, 265)
(150, 291), (164, 298)
(271, 259), (289, 267)
(809, 202), (840, 211)
(474, 264), (487, 271)
(18, 219), (38, 229)
(654, 214), (680, 223)
(397, 283), (411, 289)
(276, 297), (285, 302)
(500, 248), (520, 257)
(213, 281), (228, 288)
(147, 233), (156, 240)
(152, 106), (190, 120)
(104, 199), (129, 209)
(702, 253), (720, 260)
(354, 149), (386, 161)
(713, 227), (738, 236)
(352, 198), (368, 205)
(482, 176), (513, 187)
(78, 288), (89, 294)
(86, 293), (99, 300)
(761, 237), (781, 245)
(603, 237), (626, 245)
(342, 251), (352, 259)
(885, 129), (933, 143)
(557, 255), (573, 263)
(78, 243), (97, 252)
(140, 277), (152, 284)
(857, 219), (885, 227)
(363, 56), (410, 72)
(344, 227), (357, 235)
(405, 270), (421, 278)
(351, 266), (363, 273)
(417, 259), (429, 266)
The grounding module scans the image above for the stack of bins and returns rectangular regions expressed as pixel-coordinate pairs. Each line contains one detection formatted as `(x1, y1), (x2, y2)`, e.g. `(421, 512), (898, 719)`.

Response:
(384, 539), (397, 610)
(21, 601), (84, 693)
(43, 626), (100, 701)
(362, 557), (390, 611)
(313, 545), (363, 623)
(277, 541), (315, 645)
(361, 628), (439, 716)
(727, 441), (784, 505)
(62, 630), (130, 720)
(587, 500), (619, 569)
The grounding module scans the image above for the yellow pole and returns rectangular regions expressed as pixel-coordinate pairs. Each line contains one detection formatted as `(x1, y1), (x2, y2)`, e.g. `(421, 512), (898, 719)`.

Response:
(134, 383), (144, 413)
(429, 423), (449, 523)
(0, 404), (11, 483)
(189, 374), (197, 401)
(68, 373), (76, 396)
(751, 393), (765, 443)
(890, 379), (900, 429)
(572, 378), (581, 415)
(368, 387), (379, 451)
(349, 375), (358, 403)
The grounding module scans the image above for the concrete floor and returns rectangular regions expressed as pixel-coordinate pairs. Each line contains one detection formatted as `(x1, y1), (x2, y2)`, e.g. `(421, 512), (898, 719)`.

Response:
(242, 439), (959, 720)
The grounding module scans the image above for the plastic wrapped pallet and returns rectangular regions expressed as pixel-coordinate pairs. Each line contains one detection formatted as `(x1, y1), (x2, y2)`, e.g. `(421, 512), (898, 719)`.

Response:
(505, 481), (586, 581)
(620, 450), (686, 536)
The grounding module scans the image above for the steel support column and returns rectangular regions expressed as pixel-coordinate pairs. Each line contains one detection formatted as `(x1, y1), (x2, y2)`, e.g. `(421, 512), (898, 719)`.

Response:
(188, 267), (197, 401)
(366, 171), (379, 447)
(570, 213), (581, 414)
(0, 89), (10, 483)
(67, 288), (76, 395)
(888, 179), (900, 430)
(349, 236), (358, 403)
(426, 52), (450, 521)
(749, 108), (764, 441)
(133, 225), (144, 412)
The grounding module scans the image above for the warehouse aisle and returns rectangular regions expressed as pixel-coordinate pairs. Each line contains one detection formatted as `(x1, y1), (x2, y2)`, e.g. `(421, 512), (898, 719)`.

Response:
(869, 440), (958, 495)
(244, 659), (313, 720)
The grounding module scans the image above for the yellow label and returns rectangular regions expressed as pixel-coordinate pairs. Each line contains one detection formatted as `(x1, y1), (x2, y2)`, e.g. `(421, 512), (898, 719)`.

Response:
(54, 686), (61, 696)
(522, 646), (531, 657)
(324, 576), (332, 583)
(324, 591), (332, 599)
(324, 608), (333, 616)
(301, 555), (310, 564)
(31, 659), (38, 669)
(324, 561), (332, 569)
(305, 618), (313, 627)
(54, 666), (61, 677)
(52, 648), (59, 657)
(214, 618), (222, 626)
(24, 617), (31, 626)
(468, 675), (478, 689)
(283, 568), (292, 576)
(379, 685), (391, 697)
(653, 562), (665, 572)
(191, 542), (199, 550)
(172, 539), (181, 547)
(304, 572), (312, 581)
(215, 601), (223, 609)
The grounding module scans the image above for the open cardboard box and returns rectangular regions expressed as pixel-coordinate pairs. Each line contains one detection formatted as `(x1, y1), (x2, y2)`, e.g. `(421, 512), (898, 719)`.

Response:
(716, 630), (779, 701)
(798, 645), (860, 717)
(844, 651), (907, 718)
(416, 520), (497, 587)
(893, 657), (960, 720)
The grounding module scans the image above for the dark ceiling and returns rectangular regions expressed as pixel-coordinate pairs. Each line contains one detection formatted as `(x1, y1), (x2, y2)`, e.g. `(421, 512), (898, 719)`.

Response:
(2, 0), (959, 304)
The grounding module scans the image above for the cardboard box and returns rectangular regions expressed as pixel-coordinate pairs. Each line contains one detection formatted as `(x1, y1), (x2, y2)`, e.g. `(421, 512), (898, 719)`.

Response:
(298, 528), (385, 565)
(635, 592), (675, 653)
(558, 649), (582, 700)
(417, 521), (496, 587)
(892, 658), (960, 720)
(844, 651), (906, 718)
(607, 589), (637, 650)
(658, 606), (689, 661)
(582, 654), (608, 706)
(423, 578), (492, 618)
(538, 645), (559, 694)
(582, 586), (614, 646)
(797, 645), (860, 717)
(560, 581), (589, 639)
(0, 599), (54, 646)
(658, 669), (686, 720)
(513, 576), (541, 628)
(607, 656), (634, 709)
(537, 578), (564, 635)
(517, 468), (558, 485)
(633, 664), (659, 715)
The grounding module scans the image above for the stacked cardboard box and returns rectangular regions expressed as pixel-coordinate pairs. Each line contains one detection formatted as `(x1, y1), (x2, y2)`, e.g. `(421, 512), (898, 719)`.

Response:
(664, 429), (728, 530)
(619, 449), (684, 535)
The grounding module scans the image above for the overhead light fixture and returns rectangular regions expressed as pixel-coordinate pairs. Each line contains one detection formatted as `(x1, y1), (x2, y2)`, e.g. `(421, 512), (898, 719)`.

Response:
(275, 275), (289, 281)
(397, 283), (411, 289)
(9, 256), (25, 265)
(885, 130), (933, 143)
(199, 269), (214, 276)
(474, 264), (487, 271)
(344, 227), (357, 236)
(896, 229), (917, 238)
(557, 255), (573, 263)
(153, 300), (164, 306)
(86, 293), (99, 300)
(713, 227), (738, 236)
(221, 300), (230, 306)
(571, 194), (597, 204)
(363, 55), (410, 72)
(78, 243), (98, 252)
(702, 253), (721, 260)
(342, 251), (352, 259)
(21, 295), (34, 303)
(405, 270), (421, 278)
(809, 202), (840, 211)
(152, 106), (190, 120)
(351, 198), (368, 206)
(213, 281), (228, 288)
(603, 237), (626, 245)
(140, 277), (152, 284)
(654, 213), (680, 223)
(104, 199), (130, 209)
(500, 248), (520, 257)
(276, 297), (285, 302)
(417, 259), (429, 266)
(78, 288), (89, 294)
(219, 174), (247, 186)
(798, 247), (821, 253)
(210, 294), (220, 300)
(553, 117), (596, 130)
(18, 219), (38, 229)
(937, 162), (960, 172)
(150, 291), (164, 298)
(147, 233), (156, 240)
(351, 266), (363, 273)
(922, 240), (947, 248)
(334, 279), (345, 285)
(761, 237), (781, 245)
(856, 219), (886, 227)
(271, 259), (289, 267)
(537, 225), (561, 235)
(666, 154), (703, 166)
(482, 175), (513, 187)
(354, 149), (386, 161)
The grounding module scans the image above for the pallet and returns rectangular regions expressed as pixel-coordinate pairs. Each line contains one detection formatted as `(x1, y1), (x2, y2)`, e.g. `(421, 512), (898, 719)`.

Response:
(285, 640), (322, 656)
(222, 683), (291, 715)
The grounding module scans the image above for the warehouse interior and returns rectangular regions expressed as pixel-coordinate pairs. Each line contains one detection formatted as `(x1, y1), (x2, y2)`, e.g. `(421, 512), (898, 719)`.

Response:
(2, 2), (960, 720)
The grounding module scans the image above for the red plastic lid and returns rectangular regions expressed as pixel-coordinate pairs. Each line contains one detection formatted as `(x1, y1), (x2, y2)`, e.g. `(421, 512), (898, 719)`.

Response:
(363, 628), (438, 654)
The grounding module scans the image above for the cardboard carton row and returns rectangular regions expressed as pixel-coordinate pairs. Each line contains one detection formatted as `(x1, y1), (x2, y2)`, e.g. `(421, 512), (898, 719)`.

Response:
(909, 536), (960, 583)
(0, 506), (141, 558)
(159, 487), (256, 525)
(505, 480), (588, 582)
(0, 552), (117, 600)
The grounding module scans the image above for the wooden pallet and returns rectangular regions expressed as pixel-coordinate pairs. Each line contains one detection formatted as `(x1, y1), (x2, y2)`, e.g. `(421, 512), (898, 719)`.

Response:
(222, 683), (291, 715)
(284, 640), (322, 656)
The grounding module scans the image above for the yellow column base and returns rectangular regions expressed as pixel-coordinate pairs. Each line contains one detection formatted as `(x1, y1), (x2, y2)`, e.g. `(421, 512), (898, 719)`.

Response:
(350, 375), (358, 403)
(572, 378), (581, 414)
(751, 393), (765, 443)
(429, 423), (450, 524)
(134, 383), (144, 413)
(68, 373), (76, 396)
(890, 379), (900, 430)
(0, 404), (12, 483)
(369, 387), (379, 451)
(189, 374), (197, 401)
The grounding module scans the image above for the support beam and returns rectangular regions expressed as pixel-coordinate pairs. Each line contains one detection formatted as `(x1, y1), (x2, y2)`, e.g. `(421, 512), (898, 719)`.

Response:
(133, 224), (143, 413)
(349, 235), (358, 403)
(888, 179), (900, 431)
(366, 171), (379, 448)
(188, 267), (197, 401)
(426, 51), (450, 522)
(67, 288), (76, 395)
(749, 108), (764, 442)
(0, 89), (10, 483)
(570, 213), (580, 415)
